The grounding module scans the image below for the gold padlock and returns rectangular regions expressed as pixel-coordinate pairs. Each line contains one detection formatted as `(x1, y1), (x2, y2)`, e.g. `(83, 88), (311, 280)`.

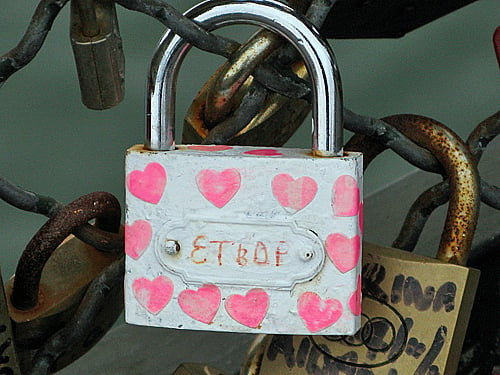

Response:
(5, 192), (122, 372)
(183, 32), (310, 147)
(241, 114), (481, 375)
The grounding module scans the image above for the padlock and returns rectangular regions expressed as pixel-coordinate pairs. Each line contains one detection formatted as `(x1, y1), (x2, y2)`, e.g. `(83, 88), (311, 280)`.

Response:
(183, 56), (310, 147)
(5, 192), (122, 372)
(241, 114), (481, 375)
(0, 268), (21, 374)
(70, 0), (125, 109)
(173, 363), (230, 375)
(125, 0), (363, 335)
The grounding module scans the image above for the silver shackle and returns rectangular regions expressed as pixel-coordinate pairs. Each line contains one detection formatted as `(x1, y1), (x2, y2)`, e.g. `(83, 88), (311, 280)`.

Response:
(146, 0), (343, 156)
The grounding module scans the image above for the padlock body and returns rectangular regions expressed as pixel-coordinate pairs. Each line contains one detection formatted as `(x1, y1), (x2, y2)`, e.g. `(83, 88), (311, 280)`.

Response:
(125, 145), (363, 335)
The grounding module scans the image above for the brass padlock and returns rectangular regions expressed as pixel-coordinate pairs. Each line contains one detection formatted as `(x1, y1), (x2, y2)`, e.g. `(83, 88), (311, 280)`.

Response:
(241, 114), (481, 375)
(0, 268), (21, 374)
(70, 0), (125, 109)
(5, 192), (122, 372)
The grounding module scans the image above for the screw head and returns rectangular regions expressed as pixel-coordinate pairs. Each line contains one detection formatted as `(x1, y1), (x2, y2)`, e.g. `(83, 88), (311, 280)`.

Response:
(164, 239), (180, 255)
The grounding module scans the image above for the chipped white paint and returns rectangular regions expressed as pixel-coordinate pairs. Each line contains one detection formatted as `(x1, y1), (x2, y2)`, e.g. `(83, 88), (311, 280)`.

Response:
(125, 145), (363, 335)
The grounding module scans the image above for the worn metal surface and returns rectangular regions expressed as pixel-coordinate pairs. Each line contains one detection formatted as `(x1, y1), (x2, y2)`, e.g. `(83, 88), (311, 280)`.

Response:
(29, 257), (124, 375)
(10, 191), (121, 310)
(70, 0), (125, 109)
(183, 61), (310, 146)
(346, 114), (481, 265)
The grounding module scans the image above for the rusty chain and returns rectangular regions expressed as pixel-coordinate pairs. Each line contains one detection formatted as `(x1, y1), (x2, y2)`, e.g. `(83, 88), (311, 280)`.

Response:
(0, 0), (498, 373)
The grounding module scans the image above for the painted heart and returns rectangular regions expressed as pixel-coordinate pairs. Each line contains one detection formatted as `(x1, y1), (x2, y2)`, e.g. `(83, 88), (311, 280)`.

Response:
(188, 145), (233, 152)
(126, 162), (166, 204)
(272, 174), (318, 211)
(349, 275), (362, 316)
(196, 168), (241, 208)
(178, 284), (221, 324)
(332, 175), (360, 216)
(326, 233), (361, 273)
(225, 288), (269, 328)
(244, 149), (283, 156)
(125, 220), (152, 260)
(132, 276), (173, 315)
(298, 292), (343, 333)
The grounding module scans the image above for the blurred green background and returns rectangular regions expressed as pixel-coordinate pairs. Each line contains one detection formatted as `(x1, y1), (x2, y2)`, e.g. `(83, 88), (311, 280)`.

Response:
(0, 0), (498, 280)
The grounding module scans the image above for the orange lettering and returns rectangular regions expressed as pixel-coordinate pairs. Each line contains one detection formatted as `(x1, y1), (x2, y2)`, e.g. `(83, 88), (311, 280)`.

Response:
(254, 241), (269, 265)
(210, 241), (234, 266)
(236, 244), (248, 266)
(275, 241), (288, 266)
(191, 235), (207, 264)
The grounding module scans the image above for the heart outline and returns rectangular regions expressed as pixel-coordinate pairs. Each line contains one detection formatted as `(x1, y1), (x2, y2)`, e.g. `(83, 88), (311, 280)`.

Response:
(298, 292), (343, 333)
(272, 174), (318, 211)
(132, 276), (173, 315)
(196, 168), (241, 208)
(178, 284), (221, 324)
(125, 220), (152, 260)
(326, 233), (361, 273)
(225, 288), (269, 328)
(126, 162), (166, 204)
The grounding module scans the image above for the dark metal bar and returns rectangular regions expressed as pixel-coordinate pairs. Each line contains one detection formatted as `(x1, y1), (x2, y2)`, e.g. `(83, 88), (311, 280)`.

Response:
(0, 175), (62, 217)
(0, 0), (70, 87)
(202, 81), (268, 144)
(11, 192), (121, 310)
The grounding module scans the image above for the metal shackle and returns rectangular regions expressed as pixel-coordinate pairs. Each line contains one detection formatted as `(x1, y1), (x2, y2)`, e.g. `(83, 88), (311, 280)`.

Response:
(146, 0), (343, 156)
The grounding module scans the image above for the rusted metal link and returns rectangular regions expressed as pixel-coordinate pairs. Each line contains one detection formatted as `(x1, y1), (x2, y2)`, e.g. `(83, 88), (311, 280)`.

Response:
(347, 114), (480, 265)
(30, 256), (125, 375)
(202, 81), (268, 144)
(0, 0), (70, 86)
(11, 191), (121, 310)
(344, 109), (443, 173)
(0, 174), (124, 253)
(382, 115), (480, 265)
(392, 112), (499, 250)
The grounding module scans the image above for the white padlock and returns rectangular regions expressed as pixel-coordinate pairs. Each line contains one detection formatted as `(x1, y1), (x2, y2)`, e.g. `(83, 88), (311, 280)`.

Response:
(125, 0), (363, 335)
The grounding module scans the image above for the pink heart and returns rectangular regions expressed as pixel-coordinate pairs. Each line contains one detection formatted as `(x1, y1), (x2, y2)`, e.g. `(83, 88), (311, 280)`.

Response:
(188, 145), (233, 152)
(126, 162), (166, 204)
(349, 275), (362, 316)
(196, 168), (241, 208)
(326, 233), (361, 273)
(132, 276), (173, 315)
(244, 149), (283, 156)
(225, 289), (269, 328)
(298, 292), (343, 333)
(178, 284), (221, 324)
(125, 220), (152, 260)
(272, 174), (318, 211)
(332, 175), (360, 216)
